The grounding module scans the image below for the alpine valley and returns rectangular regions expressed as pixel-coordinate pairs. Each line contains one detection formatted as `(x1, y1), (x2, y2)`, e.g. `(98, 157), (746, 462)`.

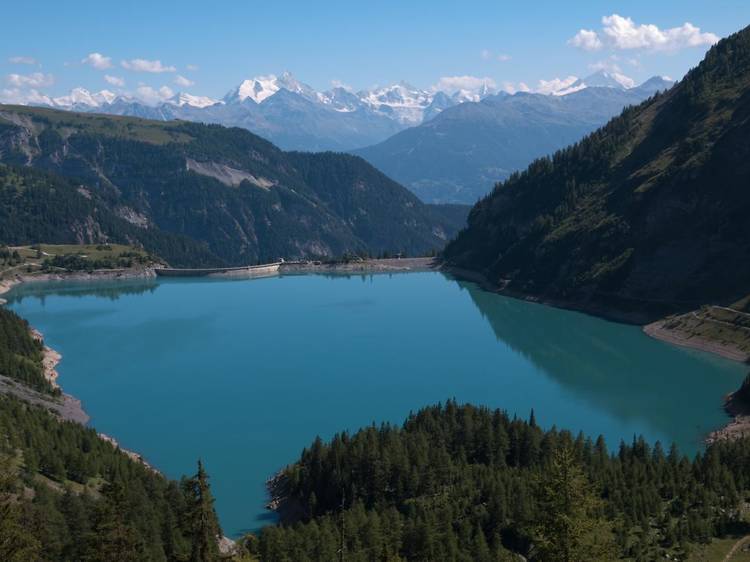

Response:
(3, 6), (750, 562)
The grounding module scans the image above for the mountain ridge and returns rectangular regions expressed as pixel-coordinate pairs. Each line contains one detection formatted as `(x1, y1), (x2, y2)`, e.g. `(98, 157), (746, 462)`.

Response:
(22, 71), (669, 153)
(0, 104), (466, 266)
(442, 24), (750, 321)
(353, 77), (673, 204)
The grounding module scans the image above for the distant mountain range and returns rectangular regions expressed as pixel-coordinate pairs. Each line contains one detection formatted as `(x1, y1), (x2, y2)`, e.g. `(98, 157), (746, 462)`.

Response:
(0, 105), (467, 266)
(30, 72), (494, 152)
(26, 70), (668, 161)
(23, 71), (675, 205)
(353, 72), (674, 203)
(443, 26), (750, 321)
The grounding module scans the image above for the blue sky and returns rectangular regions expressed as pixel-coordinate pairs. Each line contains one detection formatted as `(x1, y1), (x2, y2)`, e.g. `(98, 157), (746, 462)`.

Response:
(2, 0), (748, 103)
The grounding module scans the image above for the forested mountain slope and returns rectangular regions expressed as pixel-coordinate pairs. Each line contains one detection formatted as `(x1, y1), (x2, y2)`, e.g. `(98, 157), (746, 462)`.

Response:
(0, 106), (461, 266)
(257, 401), (750, 561)
(444, 26), (750, 321)
(0, 307), (225, 561)
(0, 165), (218, 267)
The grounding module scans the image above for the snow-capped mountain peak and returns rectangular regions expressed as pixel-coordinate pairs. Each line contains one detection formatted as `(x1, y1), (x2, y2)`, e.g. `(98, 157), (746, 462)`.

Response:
(225, 72), (319, 104)
(167, 92), (219, 108)
(52, 88), (117, 108)
(230, 75), (280, 104)
(567, 70), (635, 92)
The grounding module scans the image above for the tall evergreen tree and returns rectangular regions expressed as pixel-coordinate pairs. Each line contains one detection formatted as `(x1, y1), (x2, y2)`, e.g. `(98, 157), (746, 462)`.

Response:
(0, 454), (42, 562)
(84, 481), (143, 562)
(533, 447), (615, 562)
(183, 460), (222, 562)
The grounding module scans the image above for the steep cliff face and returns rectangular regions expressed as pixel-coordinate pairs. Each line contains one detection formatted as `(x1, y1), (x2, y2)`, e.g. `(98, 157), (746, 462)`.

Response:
(0, 106), (462, 266)
(444, 26), (750, 320)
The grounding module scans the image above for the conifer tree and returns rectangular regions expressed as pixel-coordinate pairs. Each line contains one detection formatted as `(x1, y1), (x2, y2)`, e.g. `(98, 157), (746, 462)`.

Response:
(84, 481), (143, 562)
(0, 454), (42, 562)
(183, 460), (222, 562)
(533, 446), (616, 561)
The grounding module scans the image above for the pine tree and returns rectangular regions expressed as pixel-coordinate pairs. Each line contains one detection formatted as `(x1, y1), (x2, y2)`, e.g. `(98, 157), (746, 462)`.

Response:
(183, 460), (222, 562)
(533, 446), (616, 561)
(84, 481), (143, 562)
(0, 453), (42, 562)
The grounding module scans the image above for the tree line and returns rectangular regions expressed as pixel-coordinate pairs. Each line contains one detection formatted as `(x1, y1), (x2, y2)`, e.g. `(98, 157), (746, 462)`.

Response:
(253, 401), (750, 561)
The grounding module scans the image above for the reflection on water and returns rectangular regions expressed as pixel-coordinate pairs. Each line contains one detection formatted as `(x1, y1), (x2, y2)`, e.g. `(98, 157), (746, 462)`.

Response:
(459, 279), (743, 447)
(4, 272), (745, 536)
(8, 278), (160, 304)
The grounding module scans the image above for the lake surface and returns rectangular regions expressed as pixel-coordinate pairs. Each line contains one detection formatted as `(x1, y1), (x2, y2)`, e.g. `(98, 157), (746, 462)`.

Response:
(6, 272), (746, 537)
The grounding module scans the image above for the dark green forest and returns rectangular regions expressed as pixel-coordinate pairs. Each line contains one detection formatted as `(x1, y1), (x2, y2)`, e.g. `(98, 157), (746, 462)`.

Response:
(0, 110), (467, 267)
(255, 402), (750, 561)
(0, 392), (223, 562)
(444, 24), (750, 321)
(0, 307), (54, 394)
(1, 304), (749, 560)
(0, 164), (219, 267)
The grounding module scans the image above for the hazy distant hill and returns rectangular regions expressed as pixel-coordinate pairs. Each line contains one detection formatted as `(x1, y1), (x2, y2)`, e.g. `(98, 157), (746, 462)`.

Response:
(443, 27), (750, 320)
(354, 74), (673, 203)
(0, 106), (465, 266)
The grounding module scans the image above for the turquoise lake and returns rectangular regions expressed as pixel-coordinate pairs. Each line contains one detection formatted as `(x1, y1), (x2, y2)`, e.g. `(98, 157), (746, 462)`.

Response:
(6, 271), (746, 537)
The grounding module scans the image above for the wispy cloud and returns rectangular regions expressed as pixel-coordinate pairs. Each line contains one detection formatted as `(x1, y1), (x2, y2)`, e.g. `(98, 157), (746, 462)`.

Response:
(501, 81), (530, 94)
(535, 76), (579, 95)
(569, 14), (719, 53)
(174, 75), (194, 87)
(481, 49), (512, 62)
(0, 87), (51, 105)
(121, 59), (176, 73)
(433, 75), (497, 95)
(6, 72), (54, 88)
(104, 74), (125, 87)
(8, 56), (37, 65)
(81, 52), (112, 70)
(135, 85), (174, 104)
(186, 64), (199, 72)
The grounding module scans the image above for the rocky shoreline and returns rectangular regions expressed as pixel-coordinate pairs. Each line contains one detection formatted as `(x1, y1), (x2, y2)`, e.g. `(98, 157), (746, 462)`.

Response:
(706, 378), (750, 444)
(0, 267), (160, 470)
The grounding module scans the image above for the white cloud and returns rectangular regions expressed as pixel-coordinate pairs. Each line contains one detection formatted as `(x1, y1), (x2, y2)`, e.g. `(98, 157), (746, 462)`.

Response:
(81, 52), (112, 70)
(481, 49), (511, 61)
(104, 74), (125, 87)
(330, 79), (352, 91)
(0, 87), (52, 105)
(121, 59), (176, 73)
(570, 14), (719, 53)
(186, 64), (199, 71)
(535, 75), (579, 95)
(501, 81), (530, 94)
(174, 75), (194, 88)
(432, 75), (497, 95)
(588, 58), (622, 73)
(7, 72), (54, 88)
(8, 56), (37, 65)
(135, 85), (175, 104)
(569, 29), (603, 51)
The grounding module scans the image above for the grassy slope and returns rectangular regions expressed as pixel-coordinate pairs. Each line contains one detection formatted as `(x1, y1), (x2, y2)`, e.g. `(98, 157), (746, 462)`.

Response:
(0, 243), (159, 280)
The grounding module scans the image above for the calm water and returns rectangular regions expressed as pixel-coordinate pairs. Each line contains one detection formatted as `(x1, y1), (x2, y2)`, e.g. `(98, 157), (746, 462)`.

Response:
(6, 272), (746, 536)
